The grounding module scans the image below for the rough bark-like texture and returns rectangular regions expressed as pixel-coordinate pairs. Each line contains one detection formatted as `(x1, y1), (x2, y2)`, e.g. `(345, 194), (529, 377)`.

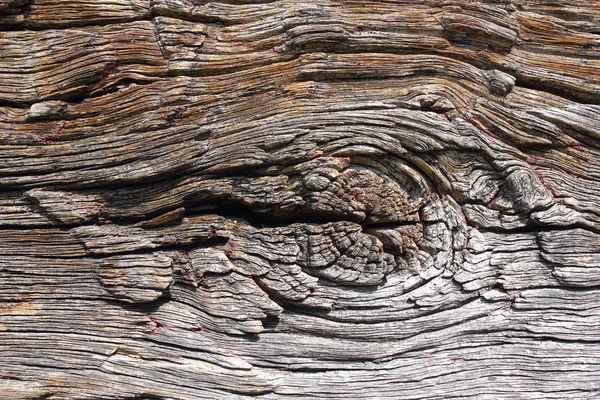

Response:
(1, 1), (600, 399)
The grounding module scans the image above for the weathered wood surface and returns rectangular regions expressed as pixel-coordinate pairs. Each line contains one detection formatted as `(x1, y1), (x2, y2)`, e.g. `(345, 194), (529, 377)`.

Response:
(1, 0), (600, 398)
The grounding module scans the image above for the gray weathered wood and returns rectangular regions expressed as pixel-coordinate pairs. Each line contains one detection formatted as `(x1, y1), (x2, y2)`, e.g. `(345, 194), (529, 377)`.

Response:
(1, 0), (600, 398)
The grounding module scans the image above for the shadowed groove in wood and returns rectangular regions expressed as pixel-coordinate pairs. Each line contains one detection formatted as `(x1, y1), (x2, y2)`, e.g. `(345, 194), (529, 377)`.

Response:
(1, 0), (600, 399)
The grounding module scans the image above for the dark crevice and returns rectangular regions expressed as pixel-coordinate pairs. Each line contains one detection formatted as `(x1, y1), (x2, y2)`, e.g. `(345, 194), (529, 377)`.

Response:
(82, 237), (231, 261)
(507, 284), (600, 293)
(260, 314), (280, 329)
(162, 56), (297, 79)
(441, 34), (514, 55)
(185, 199), (427, 233)
(507, 332), (600, 345)
(278, 366), (339, 373)
(249, 275), (287, 316)
(513, 75), (600, 105)
(296, 74), (425, 85)
(0, 83), (107, 109)
(362, 220), (421, 230)
(0, 5), (240, 33)
(124, 395), (166, 400)
(185, 200), (359, 228)
(87, 78), (143, 99)
(32, 395), (55, 400)
(476, 222), (600, 235)
(0, 15), (155, 31)
(509, 142), (580, 153)
(0, 98), (31, 108)
(21, 192), (66, 226)
(104, 297), (172, 314)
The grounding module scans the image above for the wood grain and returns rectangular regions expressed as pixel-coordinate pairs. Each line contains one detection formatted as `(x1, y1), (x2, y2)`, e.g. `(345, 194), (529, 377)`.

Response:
(1, 0), (600, 398)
